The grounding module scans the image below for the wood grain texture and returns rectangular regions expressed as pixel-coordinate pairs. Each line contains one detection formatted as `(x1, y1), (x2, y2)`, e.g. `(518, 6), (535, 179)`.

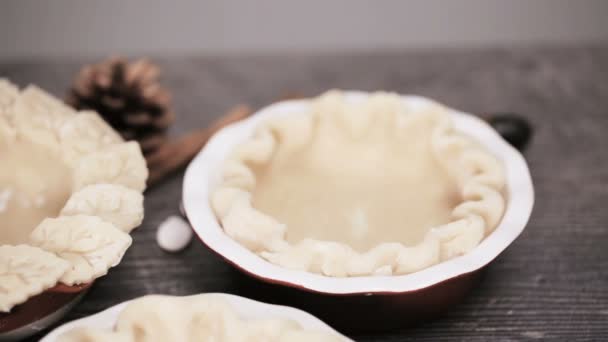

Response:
(1, 46), (607, 341)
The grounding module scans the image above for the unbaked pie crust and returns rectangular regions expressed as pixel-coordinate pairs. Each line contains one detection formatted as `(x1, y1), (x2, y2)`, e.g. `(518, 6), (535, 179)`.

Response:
(57, 295), (343, 342)
(212, 91), (506, 277)
(0, 79), (147, 312)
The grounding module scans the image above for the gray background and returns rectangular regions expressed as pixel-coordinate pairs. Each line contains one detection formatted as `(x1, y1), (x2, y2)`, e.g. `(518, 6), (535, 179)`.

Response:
(1, 0), (608, 60)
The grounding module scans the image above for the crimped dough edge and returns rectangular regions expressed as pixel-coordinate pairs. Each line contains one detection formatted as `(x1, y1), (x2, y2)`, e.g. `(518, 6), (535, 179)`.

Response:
(57, 294), (344, 342)
(211, 90), (505, 277)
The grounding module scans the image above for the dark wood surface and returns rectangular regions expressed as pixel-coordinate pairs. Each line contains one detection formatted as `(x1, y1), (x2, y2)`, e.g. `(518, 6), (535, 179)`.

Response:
(2, 46), (607, 341)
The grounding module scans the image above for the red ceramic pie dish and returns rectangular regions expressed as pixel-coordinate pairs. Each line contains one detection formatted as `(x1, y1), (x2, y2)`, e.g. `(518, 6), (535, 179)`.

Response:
(183, 93), (534, 331)
(0, 283), (92, 340)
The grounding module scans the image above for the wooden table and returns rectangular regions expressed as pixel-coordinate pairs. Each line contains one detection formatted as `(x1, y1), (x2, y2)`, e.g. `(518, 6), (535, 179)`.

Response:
(3, 46), (607, 341)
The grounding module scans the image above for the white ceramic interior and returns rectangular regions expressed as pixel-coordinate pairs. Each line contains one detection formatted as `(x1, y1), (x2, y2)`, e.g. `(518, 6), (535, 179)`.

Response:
(183, 91), (534, 295)
(41, 293), (351, 341)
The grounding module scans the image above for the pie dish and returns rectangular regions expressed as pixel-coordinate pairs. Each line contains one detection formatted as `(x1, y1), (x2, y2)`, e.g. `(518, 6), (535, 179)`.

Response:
(0, 79), (147, 315)
(211, 91), (506, 277)
(183, 88), (533, 322)
(41, 293), (351, 342)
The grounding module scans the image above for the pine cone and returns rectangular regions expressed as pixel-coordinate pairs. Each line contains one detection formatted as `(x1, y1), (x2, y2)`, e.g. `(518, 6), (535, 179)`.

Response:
(66, 57), (174, 158)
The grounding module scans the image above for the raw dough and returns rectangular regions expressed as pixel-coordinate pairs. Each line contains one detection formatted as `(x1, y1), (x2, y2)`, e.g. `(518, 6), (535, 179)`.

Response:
(212, 91), (506, 276)
(0, 79), (147, 312)
(57, 295), (344, 342)
(61, 184), (144, 233)
(0, 245), (69, 312)
(0, 139), (72, 245)
(252, 107), (460, 251)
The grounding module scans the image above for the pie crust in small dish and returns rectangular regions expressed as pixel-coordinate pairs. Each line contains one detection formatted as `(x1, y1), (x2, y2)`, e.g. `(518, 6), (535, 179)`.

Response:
(183, 90), (534, 303)
(0, 80), (146, 321)
(41, 293), (351, 342)
(211, 91), (506, 277)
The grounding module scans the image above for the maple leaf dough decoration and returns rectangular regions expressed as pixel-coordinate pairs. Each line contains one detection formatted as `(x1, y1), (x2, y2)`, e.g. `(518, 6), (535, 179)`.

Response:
(73, 141), (148, 192)
(61, 184), (144, 233)
(59, 111), (124, 167)
(13, 86), (77, 150)
(30, 216), (132, 285)
(0, 245), (69, 312)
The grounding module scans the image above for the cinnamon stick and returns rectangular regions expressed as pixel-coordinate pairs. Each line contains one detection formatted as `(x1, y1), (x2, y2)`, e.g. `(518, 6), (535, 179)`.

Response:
(146, 105), (252, 186)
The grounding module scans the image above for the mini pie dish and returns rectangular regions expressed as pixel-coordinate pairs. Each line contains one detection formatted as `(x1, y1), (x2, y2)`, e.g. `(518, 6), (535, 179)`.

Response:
(0, 80), (147, 338)
(183, 91), (533, 329)
(212, 91), (506, 277)
(40, 293), (351, 341)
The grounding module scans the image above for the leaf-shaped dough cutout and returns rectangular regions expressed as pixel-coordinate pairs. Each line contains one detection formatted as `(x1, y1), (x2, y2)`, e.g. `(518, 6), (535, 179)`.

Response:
(30, 215), (132, 285)
(13, 85), (76, 148)
(0, 78), (19, 121)
(59, 111), (123, 166)
(61, 184), (144, 232)
(0, 245), (69, 312)
(0, 115), (15, 144)
(73, 142), (148, 192)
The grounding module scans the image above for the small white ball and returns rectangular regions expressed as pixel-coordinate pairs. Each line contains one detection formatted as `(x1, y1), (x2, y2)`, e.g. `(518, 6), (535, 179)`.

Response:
(156, 215), (193, 253)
